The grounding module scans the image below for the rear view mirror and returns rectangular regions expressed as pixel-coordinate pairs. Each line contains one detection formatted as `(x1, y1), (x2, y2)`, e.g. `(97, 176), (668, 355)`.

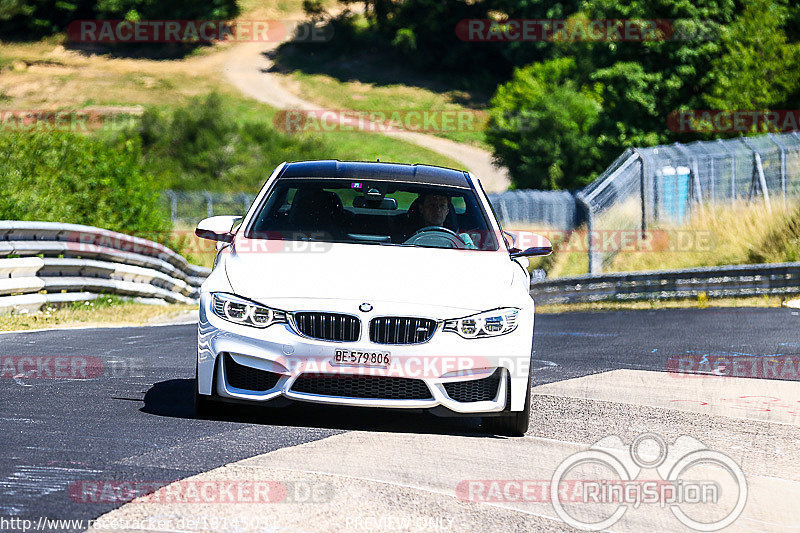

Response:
(195, 215), (242, 243)
(353, 197), (398, 210)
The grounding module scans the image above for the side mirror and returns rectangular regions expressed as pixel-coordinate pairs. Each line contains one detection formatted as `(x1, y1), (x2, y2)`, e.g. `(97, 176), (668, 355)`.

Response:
(509, 233), (552, 257)
(195, 216), (242, 243)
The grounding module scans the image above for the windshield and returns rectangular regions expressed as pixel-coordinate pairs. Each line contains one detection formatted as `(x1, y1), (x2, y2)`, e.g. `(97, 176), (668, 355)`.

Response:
(246, 178), (499, 251)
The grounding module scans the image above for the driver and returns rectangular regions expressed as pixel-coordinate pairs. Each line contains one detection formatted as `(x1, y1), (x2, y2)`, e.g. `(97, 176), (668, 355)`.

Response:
(419, 194), (450, 227)
(395, 193), (477, 248)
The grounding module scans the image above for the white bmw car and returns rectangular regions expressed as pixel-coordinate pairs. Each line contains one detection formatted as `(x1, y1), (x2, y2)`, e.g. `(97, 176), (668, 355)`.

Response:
(193, 161), (551, 436)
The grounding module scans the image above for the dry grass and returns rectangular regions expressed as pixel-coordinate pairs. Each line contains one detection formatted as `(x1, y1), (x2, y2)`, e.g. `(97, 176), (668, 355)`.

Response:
(0, 0), (330, 109)
(238, 0), (337, 19)
(0, 39), (238, 110)
(611, 201), (798, 272)
(0, 0), (459, 169)
(282, 69), (490, 148)
(510, 200), (800, 279)
(0, 297), (197, 332)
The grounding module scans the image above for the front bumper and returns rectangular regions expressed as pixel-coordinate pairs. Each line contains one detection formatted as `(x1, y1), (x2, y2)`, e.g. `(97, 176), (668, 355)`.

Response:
(197, 294), (534, 414)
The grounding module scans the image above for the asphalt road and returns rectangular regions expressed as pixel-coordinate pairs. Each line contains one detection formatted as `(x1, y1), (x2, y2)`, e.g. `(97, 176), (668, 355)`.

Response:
(1, 307), (798, 531)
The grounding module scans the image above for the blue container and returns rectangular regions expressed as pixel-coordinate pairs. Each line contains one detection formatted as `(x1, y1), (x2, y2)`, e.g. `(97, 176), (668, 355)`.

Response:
(660, 166), (690, 223)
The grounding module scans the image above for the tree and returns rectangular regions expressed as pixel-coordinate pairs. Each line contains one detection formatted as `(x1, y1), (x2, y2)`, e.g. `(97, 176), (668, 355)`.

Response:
(705, 0), (800, 111)
(486, 58), (603, 189)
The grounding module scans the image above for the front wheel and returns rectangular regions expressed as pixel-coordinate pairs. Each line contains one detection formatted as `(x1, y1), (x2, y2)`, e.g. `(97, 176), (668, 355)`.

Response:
(194, 363), (221, 418)
(483, 381), (531, 437)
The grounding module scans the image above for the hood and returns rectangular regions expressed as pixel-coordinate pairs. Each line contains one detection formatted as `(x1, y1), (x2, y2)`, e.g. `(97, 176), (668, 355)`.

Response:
(223, 238), (518, 313)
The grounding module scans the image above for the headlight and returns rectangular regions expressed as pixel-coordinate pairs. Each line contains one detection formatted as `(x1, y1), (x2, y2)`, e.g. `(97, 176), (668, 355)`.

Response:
(443, 308), (519, 338)
(211, 293), (287, 328)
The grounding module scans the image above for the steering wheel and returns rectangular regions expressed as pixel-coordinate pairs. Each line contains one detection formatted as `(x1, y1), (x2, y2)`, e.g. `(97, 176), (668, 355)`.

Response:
(403, 226), (467, 249)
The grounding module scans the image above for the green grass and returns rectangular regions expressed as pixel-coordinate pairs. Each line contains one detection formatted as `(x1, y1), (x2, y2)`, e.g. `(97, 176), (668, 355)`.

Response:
(0, 38), (463, 181)
(126, 94), (463, 195)
(0, 297), (197, 331)
(274, 34), (491, 149)
(230, 98), (464, 169)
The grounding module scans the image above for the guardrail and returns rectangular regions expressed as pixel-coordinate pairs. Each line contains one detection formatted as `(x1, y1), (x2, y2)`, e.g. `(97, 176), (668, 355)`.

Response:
(530, 262), (800, 305)
(0, 221), (210, 314)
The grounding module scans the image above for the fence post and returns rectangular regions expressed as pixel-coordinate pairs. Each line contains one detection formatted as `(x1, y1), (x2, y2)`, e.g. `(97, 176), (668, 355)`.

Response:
(633, 148), (647, 238)
(695, 142), (716, 202)
(768, 133), (787, 204)
(717, 139), (736, 205)
(203, 192), (214, 218)
(238, 193), (251, 215)
(165, 190), (178, 223)
(741, 137), (772, 212)
(674, 143), (703, 211)
(754, 153), (772, 212)
(575, 193), (599, 274)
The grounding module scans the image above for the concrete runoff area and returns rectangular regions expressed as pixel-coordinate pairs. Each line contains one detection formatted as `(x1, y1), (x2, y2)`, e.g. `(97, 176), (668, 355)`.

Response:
(87, 370), (800, 532)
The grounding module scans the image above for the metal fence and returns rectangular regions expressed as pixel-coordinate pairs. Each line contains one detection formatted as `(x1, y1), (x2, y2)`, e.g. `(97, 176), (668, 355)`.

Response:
(164, 132), (800, 272)
(529, 261), (800, 304)
(0, 221), (209, 314)
(580, 132), (800, 272)
(164, 187), (583, 229)
(486, 189), (580, 230)
(164, 190), (256, 225)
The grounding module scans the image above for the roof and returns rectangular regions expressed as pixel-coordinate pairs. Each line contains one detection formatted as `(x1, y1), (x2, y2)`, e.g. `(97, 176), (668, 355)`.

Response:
(279, 160), (471, 189)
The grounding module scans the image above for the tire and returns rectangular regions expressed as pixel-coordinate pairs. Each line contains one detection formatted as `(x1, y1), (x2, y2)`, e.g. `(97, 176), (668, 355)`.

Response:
(194, 362), (221, 418)
(483, 377), (531, 437)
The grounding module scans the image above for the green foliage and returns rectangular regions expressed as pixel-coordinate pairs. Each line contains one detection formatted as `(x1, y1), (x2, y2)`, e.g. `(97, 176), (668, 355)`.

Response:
(302, 0), (326, 19)
(341, 0), (800, 189)
(0, 0), (239, 38)
(487, 0), (800, 188)
(127, 93), (330, 192)
(486, 58), (603, 189)
(0, 132), (170, 235)
(705, 0), (800, 111)
(391, 27), (417, 54)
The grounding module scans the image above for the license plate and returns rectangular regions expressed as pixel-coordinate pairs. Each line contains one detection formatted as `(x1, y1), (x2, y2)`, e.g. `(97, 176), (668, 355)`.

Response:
(332, 349), (391, 368)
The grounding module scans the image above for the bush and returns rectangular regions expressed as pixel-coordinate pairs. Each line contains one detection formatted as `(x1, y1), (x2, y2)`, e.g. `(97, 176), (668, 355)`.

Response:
(129, 93), (330, 192)
(486, 58), (604, 190)
(0, 132), (170, 236)
(0, 0), (239, 39)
